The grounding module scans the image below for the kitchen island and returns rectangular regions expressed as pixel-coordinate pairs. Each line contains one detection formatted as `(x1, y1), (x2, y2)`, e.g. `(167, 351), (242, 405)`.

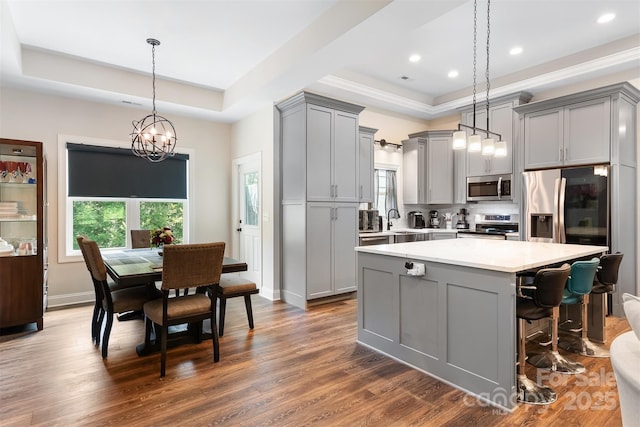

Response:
(355, 239), (606, 410)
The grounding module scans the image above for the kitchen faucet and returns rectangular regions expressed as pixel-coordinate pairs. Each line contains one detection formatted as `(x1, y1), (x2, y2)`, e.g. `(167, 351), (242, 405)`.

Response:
(386, 208), (400, 230)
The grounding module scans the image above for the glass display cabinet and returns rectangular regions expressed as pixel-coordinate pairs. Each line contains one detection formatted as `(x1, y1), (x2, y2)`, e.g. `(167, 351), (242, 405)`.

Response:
(0, 138), (45, 330)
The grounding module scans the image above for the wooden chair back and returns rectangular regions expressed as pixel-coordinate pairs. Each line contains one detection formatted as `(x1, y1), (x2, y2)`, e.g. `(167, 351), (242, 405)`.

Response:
(161, 243), (225, 291)
(131, 229), (151, 249)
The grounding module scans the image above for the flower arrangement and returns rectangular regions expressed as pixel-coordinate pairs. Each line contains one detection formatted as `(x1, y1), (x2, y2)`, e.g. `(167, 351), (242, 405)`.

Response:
(151, 227), (173, 246)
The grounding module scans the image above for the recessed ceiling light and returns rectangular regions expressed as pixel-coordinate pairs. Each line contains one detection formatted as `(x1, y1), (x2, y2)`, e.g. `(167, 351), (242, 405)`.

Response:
(448, 70), (459, 78)
(409, 54), (421, 63)
(597, 13), (615, 24)
(509, 46), (523, 56)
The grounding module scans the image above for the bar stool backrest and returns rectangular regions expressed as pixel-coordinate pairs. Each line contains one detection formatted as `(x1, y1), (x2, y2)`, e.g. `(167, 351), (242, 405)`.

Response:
(597, 252), (623, 286)
(533, 263), (571, 308)
(566, 258), (600, 295)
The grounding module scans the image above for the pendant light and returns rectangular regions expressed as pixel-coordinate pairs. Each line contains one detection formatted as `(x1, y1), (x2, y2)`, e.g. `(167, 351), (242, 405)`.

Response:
(130, 38), (177, 163)
(453, 0), (504, 158)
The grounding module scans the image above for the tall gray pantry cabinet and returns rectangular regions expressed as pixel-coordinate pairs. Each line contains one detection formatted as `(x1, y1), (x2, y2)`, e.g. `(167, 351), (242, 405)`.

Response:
(276, 92), (365, 309)
(515, 82), (640, 318)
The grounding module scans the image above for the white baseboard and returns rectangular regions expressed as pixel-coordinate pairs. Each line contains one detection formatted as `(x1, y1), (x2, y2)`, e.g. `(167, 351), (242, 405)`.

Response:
(46, 291), (94, 309)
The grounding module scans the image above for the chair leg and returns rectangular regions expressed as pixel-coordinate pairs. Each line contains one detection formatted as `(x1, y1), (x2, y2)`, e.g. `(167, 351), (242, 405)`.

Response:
(558, 295), (610, 357)
(517, 318), (557, 404)
(211, 312), (220, 363)
(92, 303), (100, 344)
(218, 297), (227, 337)
(102, 311), (114, 359)
(244, 295), (255, 330)
(144, 317), (153, 349)
(160, 323), (168, 378)
(527, 307), (586, 374)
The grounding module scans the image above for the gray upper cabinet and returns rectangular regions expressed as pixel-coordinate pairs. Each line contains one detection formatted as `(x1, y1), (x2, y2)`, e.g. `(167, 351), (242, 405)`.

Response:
(307, 105), (360, 202)
(426, 132), (454, 204)
(278, 92), (364, 204)
(403, 131), (454, 205)
(358, 126), (377, 203)
(522, 96), (611, 170)
(402, 138), (426, 204)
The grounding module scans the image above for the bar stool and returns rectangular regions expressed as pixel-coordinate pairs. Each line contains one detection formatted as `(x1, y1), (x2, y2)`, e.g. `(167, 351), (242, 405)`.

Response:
(525, 261), (587, 375)
(591, 252), (623, 334)
(516, 263), (571, 404)
(558, 257), (608, 357)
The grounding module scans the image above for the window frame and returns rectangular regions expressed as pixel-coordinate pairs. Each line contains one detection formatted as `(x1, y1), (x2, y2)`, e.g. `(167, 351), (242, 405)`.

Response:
(58, 135), (193, 263)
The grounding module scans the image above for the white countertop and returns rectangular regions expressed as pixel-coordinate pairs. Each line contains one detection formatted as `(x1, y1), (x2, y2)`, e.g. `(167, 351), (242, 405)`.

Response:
(360, 228), (459, 238)
(355, 239), (606, 273)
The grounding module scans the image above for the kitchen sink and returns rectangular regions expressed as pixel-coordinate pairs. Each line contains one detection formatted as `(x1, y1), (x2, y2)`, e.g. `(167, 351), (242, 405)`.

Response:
(393, 232), (425, 243)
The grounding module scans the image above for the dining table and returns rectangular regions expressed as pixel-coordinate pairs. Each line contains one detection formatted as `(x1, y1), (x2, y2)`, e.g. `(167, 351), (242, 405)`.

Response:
(102, 248), (248, 356)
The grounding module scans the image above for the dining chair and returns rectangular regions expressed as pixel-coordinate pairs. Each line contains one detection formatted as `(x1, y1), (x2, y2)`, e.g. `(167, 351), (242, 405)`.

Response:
(216, 274), (259, 336)
(76, 235), (105, 347)
(143, 242), (225, 377)
(80, 236), (161, 359)
(131, 229), (151, 249)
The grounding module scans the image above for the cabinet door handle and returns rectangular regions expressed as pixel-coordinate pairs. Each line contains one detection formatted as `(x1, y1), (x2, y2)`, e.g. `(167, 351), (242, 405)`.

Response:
(559, 147), (563, 161)
(335, 185), (338, 198)
(359, 185), (362, 200)
(564, 147), (568, 161)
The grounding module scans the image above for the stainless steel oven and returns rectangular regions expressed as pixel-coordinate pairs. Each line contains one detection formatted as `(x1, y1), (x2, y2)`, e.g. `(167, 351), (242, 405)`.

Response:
(467, 174), (512, 201)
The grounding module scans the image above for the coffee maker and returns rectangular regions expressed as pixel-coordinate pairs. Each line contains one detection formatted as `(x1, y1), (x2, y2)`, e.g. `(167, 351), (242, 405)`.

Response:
(456, 208), (469, 229)
(407, 211), (426, 229)
(428, 210), (441, 228)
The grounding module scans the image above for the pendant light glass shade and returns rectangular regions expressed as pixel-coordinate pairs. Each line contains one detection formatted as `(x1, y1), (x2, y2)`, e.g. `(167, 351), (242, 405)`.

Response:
(452, 131), (467, 150)
(481, 137), (495, 156)
(494, 139), (507, 157)
(468, 134), (482, 152)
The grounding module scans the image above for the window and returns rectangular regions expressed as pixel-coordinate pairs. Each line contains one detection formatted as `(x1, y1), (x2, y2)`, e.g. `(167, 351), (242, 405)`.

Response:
(60, 137), (190, 260)
(71, 200), (185, 250)
(374, 168), (399, 217)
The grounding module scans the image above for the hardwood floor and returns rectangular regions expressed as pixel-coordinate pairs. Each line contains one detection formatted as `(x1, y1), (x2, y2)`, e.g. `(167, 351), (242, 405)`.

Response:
(0, 297), (631, 426)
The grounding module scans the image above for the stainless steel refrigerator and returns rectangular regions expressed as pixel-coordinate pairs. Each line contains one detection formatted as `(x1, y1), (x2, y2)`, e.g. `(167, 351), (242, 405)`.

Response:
(523, 164), (611, 335)
(523, 165), (609, 246)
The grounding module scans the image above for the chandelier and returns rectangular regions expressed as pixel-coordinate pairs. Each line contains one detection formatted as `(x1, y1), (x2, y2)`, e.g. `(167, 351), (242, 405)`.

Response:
(131, 38), (177, 163)
(452, 0), (506, 157)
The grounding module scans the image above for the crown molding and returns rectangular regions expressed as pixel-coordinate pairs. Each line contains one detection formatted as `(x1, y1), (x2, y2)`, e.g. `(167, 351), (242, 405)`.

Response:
(318, 46), (640, 119)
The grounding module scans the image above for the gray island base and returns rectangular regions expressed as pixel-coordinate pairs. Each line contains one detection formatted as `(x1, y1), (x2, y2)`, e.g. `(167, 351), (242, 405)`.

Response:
(355, 239), (606, 411)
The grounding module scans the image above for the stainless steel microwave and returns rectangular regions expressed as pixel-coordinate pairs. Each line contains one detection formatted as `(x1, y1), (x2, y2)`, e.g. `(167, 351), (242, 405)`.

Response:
(467, 174), (512, 201)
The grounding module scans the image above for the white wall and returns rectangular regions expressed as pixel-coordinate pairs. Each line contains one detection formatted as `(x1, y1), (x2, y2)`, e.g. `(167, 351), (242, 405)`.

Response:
(0, 86), (233, 307)
(230, 105), (277, 299)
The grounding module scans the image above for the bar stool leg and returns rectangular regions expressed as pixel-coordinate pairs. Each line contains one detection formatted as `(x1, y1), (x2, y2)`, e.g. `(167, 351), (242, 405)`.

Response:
(527, 307), (586, 374)
(558, 295), (610, 357)
(517, 318), (557, 404)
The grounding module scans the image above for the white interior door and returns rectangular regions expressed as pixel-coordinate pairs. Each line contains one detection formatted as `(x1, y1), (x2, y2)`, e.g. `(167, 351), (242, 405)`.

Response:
(235, 155), (261, 287)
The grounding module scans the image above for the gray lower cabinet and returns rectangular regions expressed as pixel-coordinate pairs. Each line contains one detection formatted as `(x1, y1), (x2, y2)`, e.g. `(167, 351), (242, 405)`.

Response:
(522, 96), (611, 169)
(306, 203), (358, 299)
(429, 232), (457, 240)
(403, 131), (454, 205)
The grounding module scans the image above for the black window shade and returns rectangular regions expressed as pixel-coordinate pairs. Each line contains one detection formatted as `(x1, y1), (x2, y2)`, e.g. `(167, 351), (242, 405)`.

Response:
(67, 143), (188, 199)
